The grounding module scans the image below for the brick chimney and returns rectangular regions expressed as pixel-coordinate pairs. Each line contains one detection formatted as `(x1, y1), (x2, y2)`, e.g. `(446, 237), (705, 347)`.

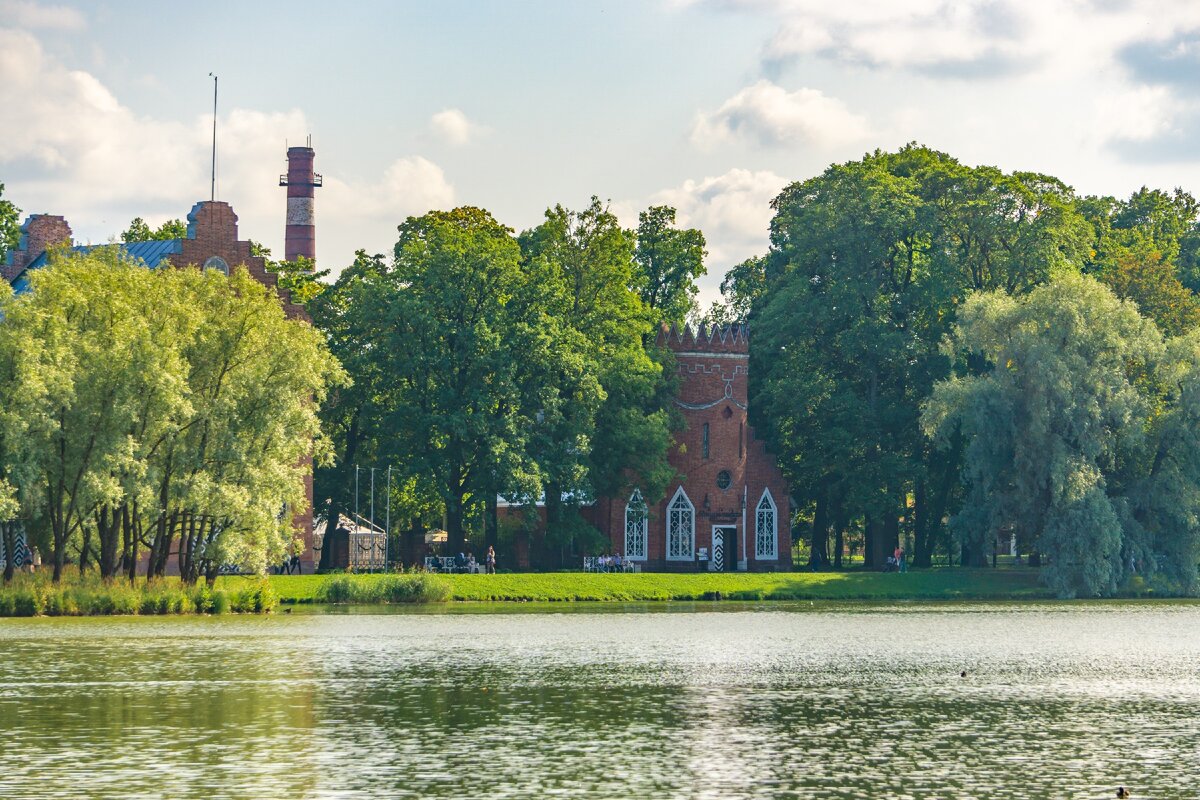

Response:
(2, 215), (73, 282)
(279, 142), (321, 264)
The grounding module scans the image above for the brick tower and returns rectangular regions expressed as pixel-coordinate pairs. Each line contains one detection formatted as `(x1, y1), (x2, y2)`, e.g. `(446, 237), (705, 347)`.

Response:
(279, 140), (321, 263)
(597, 323), (792, 571)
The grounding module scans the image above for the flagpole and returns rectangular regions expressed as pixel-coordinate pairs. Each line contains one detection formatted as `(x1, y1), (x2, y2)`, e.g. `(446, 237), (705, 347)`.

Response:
(208, 73), (218, 201)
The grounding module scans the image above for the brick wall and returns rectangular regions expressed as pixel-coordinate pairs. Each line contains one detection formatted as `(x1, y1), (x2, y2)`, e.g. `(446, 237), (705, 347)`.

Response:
(599, 324), (793, 572)
(2, 215), (73, 282)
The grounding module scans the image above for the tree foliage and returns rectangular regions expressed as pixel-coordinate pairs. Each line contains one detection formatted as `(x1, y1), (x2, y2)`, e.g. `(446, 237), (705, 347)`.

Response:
(0, 183), (20, 262)
(121, 217), (186, 242)
(0, 249), (344, 584)
(924, 275), (1166, 597)
(751, 145), (1093, 569)
(632, 205), (707, 327)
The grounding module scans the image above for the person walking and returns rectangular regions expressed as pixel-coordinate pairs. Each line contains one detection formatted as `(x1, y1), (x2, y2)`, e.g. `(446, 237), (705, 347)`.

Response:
(898, 546), (907, 573)
(486, 545), (496, 575)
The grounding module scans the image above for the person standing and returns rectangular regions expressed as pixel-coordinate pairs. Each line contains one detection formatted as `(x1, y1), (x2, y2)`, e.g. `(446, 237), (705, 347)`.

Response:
(486, 545), (496, 575)
(898, 546), (907, 573)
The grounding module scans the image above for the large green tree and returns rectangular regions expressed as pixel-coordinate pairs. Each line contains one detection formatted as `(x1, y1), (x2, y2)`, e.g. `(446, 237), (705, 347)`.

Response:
(923, 275), (1164, 597)
(375, 207), (534, 555)
(633, 205), (707, 327)
(751, 145), (1092, 569)
(518, 199), (675, 562)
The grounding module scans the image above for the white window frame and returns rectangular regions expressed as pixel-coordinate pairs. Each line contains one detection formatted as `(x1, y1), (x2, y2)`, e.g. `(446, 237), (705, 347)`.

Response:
(755, 488), (778, 560)
(666, 486), (695, 562)
(624, 489), (648, 561)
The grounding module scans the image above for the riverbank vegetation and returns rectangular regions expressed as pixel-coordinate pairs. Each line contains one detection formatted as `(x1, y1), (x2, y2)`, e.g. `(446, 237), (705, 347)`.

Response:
(0, 571), (278, 616)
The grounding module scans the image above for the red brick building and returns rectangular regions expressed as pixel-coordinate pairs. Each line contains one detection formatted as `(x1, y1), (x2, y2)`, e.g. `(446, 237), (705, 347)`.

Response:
(591, 323), (792, 571)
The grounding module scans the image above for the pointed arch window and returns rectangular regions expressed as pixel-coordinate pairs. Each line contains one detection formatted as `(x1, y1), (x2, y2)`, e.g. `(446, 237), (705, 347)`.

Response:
(755, 488), (777, 560)
(667, 486), (695, 561)
(624, 489), (648, 561)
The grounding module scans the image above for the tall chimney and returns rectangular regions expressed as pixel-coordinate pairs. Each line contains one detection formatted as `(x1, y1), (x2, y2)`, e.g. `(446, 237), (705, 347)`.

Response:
(279, 140), (321, 264)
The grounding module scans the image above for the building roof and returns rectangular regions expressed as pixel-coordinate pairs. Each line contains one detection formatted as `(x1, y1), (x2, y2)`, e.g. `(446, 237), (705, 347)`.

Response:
(12, 239), (184, 293)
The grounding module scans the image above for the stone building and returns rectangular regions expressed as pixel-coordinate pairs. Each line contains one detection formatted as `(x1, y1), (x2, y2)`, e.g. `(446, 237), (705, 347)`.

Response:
(592, 323), (792, 571)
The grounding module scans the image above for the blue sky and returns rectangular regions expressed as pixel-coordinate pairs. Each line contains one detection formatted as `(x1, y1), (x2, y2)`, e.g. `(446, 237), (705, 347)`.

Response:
(4, 0), (1200, 307)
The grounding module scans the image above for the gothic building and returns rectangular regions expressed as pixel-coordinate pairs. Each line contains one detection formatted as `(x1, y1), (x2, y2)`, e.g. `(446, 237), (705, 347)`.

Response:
(594, 323), (792, 571)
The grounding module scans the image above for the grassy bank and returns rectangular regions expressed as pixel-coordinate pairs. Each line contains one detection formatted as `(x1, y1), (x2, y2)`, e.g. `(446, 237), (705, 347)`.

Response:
(0, 572), (278, 617)
(221, 568), (1053, 605)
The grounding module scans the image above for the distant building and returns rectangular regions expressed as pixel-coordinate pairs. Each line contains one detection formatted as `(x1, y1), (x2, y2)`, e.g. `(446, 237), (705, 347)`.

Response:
(604, 323), (791, 571)
(507, 323), (793, 572)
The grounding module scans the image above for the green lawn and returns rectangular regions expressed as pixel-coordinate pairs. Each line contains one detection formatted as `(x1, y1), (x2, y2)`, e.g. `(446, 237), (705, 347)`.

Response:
(225, 568), (1052, 604)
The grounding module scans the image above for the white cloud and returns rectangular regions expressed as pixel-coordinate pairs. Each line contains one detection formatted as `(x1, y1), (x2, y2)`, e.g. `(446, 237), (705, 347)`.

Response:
(691, 80), (870, 149)
(429, 108), (484, 146)
(682, 0), (1200, 79)
(0, 26), (456, 272)
(0, 0), (85, 30)
(620, 168), (788, 307)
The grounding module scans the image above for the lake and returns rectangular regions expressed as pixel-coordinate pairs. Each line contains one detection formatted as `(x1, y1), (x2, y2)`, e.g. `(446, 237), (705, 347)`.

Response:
(1, 602), (1198, 799)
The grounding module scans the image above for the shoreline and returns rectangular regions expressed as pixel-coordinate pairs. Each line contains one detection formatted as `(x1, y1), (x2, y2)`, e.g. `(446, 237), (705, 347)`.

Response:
(5, 568), (1190, 617)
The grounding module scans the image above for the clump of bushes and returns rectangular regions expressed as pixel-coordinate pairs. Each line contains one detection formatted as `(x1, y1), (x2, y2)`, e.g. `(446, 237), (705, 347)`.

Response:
(0, 572), (278, 616)
(318, 573), (450, 604)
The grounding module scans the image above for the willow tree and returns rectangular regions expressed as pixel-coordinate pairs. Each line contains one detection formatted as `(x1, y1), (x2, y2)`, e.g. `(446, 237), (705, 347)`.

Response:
(923, 275), (1162, 597)
(0, 249), (342, 583)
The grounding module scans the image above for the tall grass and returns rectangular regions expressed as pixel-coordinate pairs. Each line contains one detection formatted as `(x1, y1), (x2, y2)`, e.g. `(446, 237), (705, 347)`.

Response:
(317, 573), (450, 604)
(0, 571), (278, 616)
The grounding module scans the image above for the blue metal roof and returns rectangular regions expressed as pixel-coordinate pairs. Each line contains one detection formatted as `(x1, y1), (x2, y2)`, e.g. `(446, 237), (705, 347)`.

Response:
(14, 239), (184, 292)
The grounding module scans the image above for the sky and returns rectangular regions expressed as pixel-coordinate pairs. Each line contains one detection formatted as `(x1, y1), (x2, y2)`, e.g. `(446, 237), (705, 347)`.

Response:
(4, 0), (1200, 308)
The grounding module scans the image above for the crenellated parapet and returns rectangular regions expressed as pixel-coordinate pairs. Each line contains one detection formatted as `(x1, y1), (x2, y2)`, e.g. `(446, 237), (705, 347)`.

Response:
(655, 322), (749, 353)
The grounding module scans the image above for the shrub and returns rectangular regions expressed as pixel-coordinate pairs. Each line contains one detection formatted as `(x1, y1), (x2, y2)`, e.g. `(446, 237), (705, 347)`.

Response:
(211, 589), (231, 615)
(317, 574), (449, 604)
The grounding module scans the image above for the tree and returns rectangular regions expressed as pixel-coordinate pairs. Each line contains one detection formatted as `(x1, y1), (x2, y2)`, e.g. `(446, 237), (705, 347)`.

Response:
(517, 199), (675, 562)
(121, 217), (186, 242)
(1080, 188), (1200, 337)
(250, 241), (330, 308)
(751, 145), (1093, 569)
(376, 207), (533, 554)
(923, 274), (1162, 597)
(0, 182), (20, 262)
(633, 206), (707, 327)
(0, 248), (343, 583)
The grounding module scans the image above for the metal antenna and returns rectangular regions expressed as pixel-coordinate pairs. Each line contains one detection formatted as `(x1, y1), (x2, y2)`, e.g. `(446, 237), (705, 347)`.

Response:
(208, 73), (218, 201)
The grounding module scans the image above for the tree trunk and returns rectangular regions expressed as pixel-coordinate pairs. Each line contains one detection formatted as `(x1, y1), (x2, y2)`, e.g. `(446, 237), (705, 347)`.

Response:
(98, 505), (122, 581)
(485, 494), (498, 553)
(864, 516), (879, 570)
(2, 522), (15, 584)
(77, 524), (93, 575)
(446, 487), (466, 556)
(809, 495), (829, 570)
(883, 507), (899, 564)
(913, 480), (930, 569)
(833, 517), (845, 570)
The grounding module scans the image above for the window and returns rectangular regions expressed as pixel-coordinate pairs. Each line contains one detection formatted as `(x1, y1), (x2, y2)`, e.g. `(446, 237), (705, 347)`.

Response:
(667, 486), (695, 561)
(755, 489), (778, 560)
(702, 423), (710, 459)
(624, 489), (648, 561)
(716, 470), (731, 490)
(203, 255), (229, 275)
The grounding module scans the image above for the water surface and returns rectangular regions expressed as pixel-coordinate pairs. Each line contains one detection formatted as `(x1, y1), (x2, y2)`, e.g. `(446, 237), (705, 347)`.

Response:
(1, 602), (1198, 799)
